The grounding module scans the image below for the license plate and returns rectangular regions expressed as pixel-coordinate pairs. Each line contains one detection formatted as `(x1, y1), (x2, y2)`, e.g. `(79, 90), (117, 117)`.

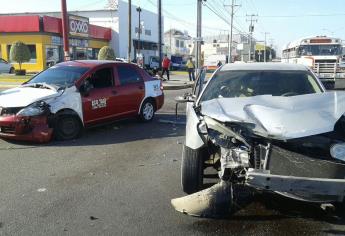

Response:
(320, 74), (334, 78)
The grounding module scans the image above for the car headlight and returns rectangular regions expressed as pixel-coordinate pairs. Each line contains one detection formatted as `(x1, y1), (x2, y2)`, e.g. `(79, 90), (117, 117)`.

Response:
(330, 143), (345, 161)
(17, 101), (49, 117)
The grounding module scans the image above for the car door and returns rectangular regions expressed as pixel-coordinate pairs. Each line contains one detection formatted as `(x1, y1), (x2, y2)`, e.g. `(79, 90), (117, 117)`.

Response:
(112, 64), (145, 117)
(81, 66), (118, 126)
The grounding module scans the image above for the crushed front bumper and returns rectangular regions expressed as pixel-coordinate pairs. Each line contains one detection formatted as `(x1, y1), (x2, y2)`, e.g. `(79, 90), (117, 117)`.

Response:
(0, 115), (53, 143)
(246, 170), (345, 202)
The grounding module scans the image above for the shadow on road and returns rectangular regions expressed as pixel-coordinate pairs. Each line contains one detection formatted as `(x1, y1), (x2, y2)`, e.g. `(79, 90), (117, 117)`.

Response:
(184, 183), (345, 235)
(0, 114), (185, 149)
(51, 114), (184, 147)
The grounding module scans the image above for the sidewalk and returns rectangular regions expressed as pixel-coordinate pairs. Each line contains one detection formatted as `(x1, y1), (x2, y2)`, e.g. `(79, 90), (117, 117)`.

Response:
(0, 74), (31, 91)
(162, 72), (194, 90)
(162, 71), (212, 90)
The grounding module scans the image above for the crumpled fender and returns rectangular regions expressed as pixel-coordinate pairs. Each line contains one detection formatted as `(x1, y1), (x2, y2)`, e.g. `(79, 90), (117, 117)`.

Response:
(185, 103), (204, 149)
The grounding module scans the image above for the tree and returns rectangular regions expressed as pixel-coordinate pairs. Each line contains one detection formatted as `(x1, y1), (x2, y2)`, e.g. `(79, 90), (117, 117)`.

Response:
(9, 41), (31, 70)
(98, 46), (116, 60)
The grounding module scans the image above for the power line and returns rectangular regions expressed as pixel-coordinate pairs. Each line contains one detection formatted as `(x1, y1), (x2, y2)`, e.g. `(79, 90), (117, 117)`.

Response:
(239, 13), (345, 18)
(203, 1), (244, 34)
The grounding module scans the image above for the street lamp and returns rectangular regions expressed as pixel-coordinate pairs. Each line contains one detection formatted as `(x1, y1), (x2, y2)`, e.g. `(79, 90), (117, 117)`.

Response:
(136, 6), (142, 58)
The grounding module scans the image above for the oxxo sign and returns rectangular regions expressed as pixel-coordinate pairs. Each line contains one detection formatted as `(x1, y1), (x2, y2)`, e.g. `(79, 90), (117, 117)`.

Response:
(69, 15), (89, 37)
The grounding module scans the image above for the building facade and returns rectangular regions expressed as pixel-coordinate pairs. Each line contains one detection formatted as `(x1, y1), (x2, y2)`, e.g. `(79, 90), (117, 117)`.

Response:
(202, 33), (256, 63)
(0, 0), (163, 72)
(164, 29), (191, 57)
(0, 15), (111, 72)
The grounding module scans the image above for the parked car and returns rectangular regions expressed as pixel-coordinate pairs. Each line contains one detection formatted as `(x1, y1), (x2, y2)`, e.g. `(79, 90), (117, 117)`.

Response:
(0, 60), (164, 143)
(0, 58), (14, 74)
(172, 63), (345, 217)
(171, 55), (183, 71)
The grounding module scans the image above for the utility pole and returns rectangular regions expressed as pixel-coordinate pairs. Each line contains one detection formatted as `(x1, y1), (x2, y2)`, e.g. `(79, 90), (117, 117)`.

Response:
(263, 32), (270, 62)
(136, 6), (142, 58)
(128, 0), (132, 62)
(61, 0), (70, 61)
(224, 0), (240, 63)
(158, 0), (162, 68)
(196, 0), (203, 69)
(269, 38), (274, 60)
(246, 14), (257, 61)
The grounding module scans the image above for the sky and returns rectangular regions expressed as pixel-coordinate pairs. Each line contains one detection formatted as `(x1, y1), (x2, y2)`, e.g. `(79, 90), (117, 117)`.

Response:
(1, 0), (345, 54)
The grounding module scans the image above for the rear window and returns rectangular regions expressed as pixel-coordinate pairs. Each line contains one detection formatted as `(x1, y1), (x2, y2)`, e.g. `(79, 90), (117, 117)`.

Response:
(200, 70), (322, 102)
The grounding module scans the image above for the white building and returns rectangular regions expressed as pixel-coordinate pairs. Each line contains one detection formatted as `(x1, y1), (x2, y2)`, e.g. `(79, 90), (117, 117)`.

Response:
(164, 29), (192, 57)
(202, 33), (255, 62)
(6, 0), (163, 63)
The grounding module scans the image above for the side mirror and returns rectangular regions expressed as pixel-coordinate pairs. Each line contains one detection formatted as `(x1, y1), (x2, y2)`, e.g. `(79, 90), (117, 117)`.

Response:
(175, 93), (195, 104)
(79, 80), (92, 97)
(175, 93), (195, 120)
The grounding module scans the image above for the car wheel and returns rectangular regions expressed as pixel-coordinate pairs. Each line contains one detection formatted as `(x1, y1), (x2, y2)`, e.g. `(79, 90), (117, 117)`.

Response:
(54, 115), (82, 141)
(140, 99), (155, 122)
(181, 145), (204, 194)
(9, 67), (15, 74)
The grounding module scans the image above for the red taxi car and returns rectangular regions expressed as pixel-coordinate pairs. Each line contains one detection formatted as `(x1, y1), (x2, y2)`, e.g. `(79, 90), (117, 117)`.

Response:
(0, 60), (164, 143)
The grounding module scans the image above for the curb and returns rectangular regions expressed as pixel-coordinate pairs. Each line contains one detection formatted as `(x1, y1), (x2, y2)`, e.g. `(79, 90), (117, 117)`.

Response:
(0, 79), (28, 83)
(163, 83), (193, 90)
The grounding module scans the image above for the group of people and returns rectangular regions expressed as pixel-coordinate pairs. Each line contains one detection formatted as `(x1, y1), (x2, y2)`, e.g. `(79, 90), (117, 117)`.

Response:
(160, 55), (196, 82)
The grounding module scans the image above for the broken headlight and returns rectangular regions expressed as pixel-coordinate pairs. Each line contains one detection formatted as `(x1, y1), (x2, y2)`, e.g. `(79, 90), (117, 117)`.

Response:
(330, 143), (345, 162)
(17, 101), (50, 117)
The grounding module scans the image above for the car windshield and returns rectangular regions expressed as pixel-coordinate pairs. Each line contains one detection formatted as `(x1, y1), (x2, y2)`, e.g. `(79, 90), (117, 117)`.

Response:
(298, 45), (342, 56)
(27, 66), (89, 88)
(200, 70), (322, 102)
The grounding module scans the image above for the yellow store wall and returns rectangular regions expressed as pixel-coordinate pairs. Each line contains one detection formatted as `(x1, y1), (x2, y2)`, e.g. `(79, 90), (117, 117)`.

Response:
(88, 39), (108, 49)
(0, 34), (110, 73)
(0, 34), (50, 73)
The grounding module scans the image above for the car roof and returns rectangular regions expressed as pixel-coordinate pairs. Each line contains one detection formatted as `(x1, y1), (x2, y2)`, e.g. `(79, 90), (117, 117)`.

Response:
(220, 62), (309, 72)
(57, 60), (130, 68)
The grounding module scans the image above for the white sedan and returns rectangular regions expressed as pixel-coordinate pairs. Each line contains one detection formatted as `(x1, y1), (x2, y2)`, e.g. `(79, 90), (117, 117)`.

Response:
(0, 59), (14, 74)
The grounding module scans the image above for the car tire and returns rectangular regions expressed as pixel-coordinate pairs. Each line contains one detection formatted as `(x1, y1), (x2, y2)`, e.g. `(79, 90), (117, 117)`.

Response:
(54, 115), (82, 141)
(181, 145), (204, 194)
(9, 67), (15, 74)
(139, 99), (155, 122)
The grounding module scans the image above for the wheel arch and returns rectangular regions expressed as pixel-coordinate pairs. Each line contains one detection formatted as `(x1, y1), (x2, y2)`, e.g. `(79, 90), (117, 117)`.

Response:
(138, 97), (157, 114)
(52, 108), (84, 127)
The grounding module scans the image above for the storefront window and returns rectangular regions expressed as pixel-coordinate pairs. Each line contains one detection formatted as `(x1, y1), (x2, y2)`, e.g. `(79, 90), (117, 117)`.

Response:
(7, 44), (37, 63)
(76, 47), (87, 60)
(93, 48), (100, 59)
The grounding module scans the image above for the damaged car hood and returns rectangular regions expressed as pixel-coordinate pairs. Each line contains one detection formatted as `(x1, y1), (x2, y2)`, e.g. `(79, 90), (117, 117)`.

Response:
(201, 91), (345, 140)
(0, 86), (60, 108)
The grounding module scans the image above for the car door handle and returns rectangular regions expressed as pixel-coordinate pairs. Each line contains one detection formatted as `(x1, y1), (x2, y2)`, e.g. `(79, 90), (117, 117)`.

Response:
(112, 90), (117, 95)
(139, 86), (144, 90)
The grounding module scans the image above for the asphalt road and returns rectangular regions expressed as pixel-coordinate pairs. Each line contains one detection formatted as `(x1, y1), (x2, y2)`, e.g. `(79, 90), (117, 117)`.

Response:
(0, 89), (345, 236)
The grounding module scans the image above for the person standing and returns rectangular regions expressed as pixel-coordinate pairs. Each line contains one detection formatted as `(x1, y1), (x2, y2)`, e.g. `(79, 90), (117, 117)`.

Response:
(186, 57), (195, 81)
(161, 54), (171, 81)
(217, 60), (223, 68)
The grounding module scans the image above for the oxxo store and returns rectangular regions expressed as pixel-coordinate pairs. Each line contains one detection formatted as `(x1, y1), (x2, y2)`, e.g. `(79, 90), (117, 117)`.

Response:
(0, 15), (111, 72)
